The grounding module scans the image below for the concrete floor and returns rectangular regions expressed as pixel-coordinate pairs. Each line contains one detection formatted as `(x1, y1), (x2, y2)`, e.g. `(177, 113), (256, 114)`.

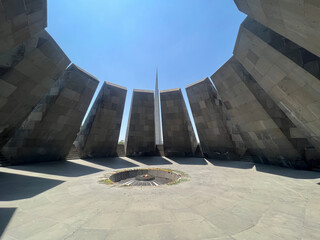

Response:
(0, 157), (320, 240)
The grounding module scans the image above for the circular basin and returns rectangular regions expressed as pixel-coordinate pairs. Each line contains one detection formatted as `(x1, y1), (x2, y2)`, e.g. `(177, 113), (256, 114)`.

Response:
(108, 168), (181, 186)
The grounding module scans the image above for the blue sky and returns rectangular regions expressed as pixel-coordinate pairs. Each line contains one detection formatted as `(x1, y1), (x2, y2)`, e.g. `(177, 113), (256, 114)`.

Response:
(47, 0), (245, 141)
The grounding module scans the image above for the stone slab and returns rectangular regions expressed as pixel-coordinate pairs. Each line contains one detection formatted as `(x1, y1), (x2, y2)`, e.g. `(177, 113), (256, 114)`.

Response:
(186, 78), (237, 159)
(75, 82), (127, 158)
(0, 0), (47, 54)
(234, 0), (320, 58)
(240, 17), (320, 84)
(234, 19), (320, 167)
(229, 57), (311, 169)
(211, 57), (303, 168)
(160, 88), (198, 157)
(1, 64), (98, 164)
(125, 90), (155, 156)
(0, 30), (70, 148)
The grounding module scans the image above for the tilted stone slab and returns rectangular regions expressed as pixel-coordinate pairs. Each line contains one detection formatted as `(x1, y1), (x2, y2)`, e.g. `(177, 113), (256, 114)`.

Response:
(211, 57), (303, 168)
(186, 78), (241, 159)
(231, 59), (311, 169)
(160, 88), (198, 157)
(240, 18), (320, 83)
(234, 21), (320, 166)
(125, 90), (155, 156)
(234, 0), (320, 58)
(75, 82), (127, 158)
(0, 30), (70, 148)
(0, 0), (47, 54)
(2, 64), (98, 164)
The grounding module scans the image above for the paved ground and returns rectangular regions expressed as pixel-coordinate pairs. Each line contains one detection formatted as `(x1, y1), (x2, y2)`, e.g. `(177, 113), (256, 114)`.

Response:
(0, 157), (320, 240)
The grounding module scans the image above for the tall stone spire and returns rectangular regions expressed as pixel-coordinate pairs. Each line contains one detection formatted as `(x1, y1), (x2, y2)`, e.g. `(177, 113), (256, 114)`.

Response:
(154, 68), (162, 144)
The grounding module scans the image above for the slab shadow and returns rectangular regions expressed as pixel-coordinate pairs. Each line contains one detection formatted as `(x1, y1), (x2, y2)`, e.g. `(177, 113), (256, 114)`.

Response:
(207, 159), (255, 169)
(7, 161), (102, 177)
(0, 172), (64, 201)
(168, 157), (208, 165)
(83, 157), (138, 169)
(0, 208), (16, 238)
(129, 156), (172, 166)
(255, 164), (320, 179)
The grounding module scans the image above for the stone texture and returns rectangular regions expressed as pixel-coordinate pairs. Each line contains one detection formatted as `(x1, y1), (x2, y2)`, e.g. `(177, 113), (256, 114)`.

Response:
(234, 20), (320, 167)
(75, 82), (127, 158)
(234, 0), (320, 58)
(125, 90), (155, 156)
(241, 17), (320, 82)
(230, 58), (314, 169)
(160, 88), (198, 157)
(0, 0), (47, 54)
(211, 57), (304, 168)
(1, 157), (320, 240)
(1, 64), (98, 164)
(0, 30), (70, 148)
(186, 78), (238, 159)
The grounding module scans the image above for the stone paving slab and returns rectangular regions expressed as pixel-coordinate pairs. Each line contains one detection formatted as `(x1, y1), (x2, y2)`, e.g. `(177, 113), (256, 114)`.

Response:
(0, 157), (319, 239)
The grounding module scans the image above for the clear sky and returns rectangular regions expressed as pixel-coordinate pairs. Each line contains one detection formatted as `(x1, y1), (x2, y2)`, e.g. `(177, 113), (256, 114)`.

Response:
(47, 0), (246, 141)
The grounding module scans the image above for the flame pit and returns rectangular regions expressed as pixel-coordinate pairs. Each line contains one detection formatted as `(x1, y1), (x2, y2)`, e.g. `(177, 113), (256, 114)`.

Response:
(108, 168), (183, 186)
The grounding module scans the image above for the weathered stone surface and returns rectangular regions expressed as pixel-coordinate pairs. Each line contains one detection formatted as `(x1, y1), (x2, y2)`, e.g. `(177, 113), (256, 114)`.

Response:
(211, 57), (303, 168)
(234, 20), (320, 166)
(231, 58), (312, 169)
(2, 64), (98, 164)
(186, 78), (237, 159)
(234, 0), (320, 58)
(160, 88), (198, 157)
(0, 0), (47, 54)
(0, 30), (70, 148)
(75, 82), (127, 158)
(125, 90), (155, 156)
(220, 97), (247, 158)
(241, 17), (320, 81)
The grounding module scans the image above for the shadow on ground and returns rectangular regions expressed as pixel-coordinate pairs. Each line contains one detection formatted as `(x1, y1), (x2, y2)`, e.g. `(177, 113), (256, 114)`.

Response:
(207, 159), (255, 169)
(130, 156), (172, 166)
(7, 161), (102, 177)
(0, 172), (64, 201)
(83, 157), (138, 169)
(207, 158), (320, 179)
(168, 157), (208, 165)
(255, 164), (320, 179)
(0, 208), (16, 238)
